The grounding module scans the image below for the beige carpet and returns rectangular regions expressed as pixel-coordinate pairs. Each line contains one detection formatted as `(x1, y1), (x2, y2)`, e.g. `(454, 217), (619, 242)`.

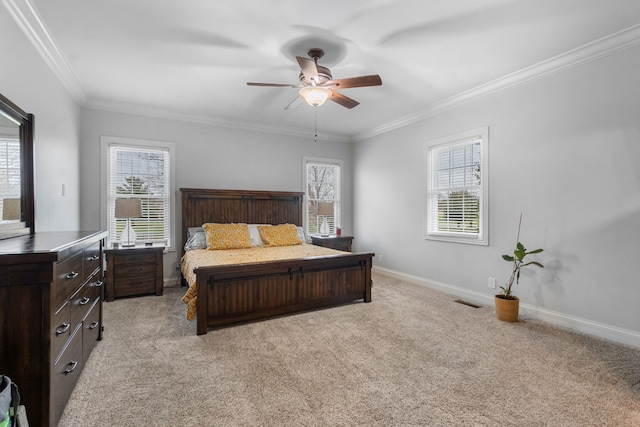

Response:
(59, 272), (640, 426)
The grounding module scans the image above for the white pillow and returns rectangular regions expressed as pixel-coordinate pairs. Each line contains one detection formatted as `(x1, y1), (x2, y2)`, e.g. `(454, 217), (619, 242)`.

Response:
(248, 224), (270, 246)
(297, 226), (311, 244)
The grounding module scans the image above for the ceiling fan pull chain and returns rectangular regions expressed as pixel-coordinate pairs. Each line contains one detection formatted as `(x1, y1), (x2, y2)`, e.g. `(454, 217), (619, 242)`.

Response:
(314, 112), (318, 143)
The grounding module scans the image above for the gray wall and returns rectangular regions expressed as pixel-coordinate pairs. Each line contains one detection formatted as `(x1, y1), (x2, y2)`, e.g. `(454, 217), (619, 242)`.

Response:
(353, 44), (640, 346)
(79, 109), (354, 282)
(1, 8), (82, 231)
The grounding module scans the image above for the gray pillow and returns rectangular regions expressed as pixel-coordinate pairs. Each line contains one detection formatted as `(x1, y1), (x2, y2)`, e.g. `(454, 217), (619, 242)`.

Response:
(184, 231), (206, 251)
(187, 226), (204, 238)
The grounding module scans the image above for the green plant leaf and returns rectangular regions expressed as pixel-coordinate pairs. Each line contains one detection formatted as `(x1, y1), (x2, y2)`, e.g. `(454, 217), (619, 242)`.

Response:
(523, 261), (544, 268)
(502, 255), (514, 262)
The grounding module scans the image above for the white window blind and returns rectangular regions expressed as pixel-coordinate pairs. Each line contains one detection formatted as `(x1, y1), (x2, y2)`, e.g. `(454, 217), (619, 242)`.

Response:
(0, 136), (22, 222)
(107, 144), (171, 247)
(304, 158), (342, 236)
(0, 137), (21, 217)
(426, 128), (488, 245)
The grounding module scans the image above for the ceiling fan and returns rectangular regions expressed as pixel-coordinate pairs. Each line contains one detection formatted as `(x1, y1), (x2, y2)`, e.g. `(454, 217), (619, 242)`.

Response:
(247, 48), (382, 110)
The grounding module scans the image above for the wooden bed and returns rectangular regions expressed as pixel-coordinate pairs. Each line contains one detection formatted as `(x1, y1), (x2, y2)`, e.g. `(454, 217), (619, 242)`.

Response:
(180, 188), (374, 335)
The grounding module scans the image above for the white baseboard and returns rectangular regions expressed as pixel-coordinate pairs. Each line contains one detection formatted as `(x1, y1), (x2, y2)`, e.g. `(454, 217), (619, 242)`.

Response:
(373, 266), (640, 350)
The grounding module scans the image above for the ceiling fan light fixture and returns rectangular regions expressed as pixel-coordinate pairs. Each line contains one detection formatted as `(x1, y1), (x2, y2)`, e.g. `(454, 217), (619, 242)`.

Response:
(247, 48), (381, 110)
(299, 86), (331, 107)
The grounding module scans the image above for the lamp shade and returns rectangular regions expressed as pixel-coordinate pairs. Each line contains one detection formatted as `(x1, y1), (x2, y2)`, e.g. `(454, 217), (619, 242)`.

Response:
(299, 86), (331, 107)
(2, 198), (20, 220)
(115, 198), (142, 218)
(317, 202), (333, 216)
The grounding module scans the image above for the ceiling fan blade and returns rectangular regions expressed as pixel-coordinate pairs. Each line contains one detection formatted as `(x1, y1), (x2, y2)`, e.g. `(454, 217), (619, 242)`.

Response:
(247, 82), (302, 88)
(324, 75), (382, 89)
(296, 56), (319, 83)
(329, 90), (360, 109)
(284, 95), (304, 110)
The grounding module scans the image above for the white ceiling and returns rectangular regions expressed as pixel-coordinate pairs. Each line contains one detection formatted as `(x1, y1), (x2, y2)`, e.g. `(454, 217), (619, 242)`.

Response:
(7, 0), (640, 141)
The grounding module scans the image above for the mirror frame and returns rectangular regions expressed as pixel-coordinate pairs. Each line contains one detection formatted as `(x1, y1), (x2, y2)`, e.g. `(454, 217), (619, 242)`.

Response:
(0, 93), (34, 239)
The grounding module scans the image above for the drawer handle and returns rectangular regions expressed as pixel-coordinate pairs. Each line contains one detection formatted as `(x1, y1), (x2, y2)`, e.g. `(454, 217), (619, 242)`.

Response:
(94, 280), (104, 288)
(66, 271), (79, 280)
(55, 322), (70, 336)
(89, 255), (100, 261)
(79, 296), (91, 305)
(88, 321), (99, 330)
(64, 360), (78, 375)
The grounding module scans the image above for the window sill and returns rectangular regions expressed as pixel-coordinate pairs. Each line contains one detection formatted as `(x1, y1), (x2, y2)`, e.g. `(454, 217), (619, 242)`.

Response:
(425, 233), (488, 246)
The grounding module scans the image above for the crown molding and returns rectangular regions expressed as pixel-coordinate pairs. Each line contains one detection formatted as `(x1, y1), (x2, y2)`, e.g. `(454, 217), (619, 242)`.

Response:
(353, 23), (640, 142)
(7, 0), (640, 144)
(3, 0), (87, 104)
(4, 0), (348, 143)
(84, 100), (349, 143)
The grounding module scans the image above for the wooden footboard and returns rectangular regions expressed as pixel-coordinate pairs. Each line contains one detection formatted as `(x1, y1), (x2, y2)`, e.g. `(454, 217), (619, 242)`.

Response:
(194, 253), (373, 335)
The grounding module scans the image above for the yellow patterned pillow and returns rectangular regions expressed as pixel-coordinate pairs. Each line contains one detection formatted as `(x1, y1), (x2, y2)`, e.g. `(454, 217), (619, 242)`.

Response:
(203, 223), (252, 250)
(258, 224), (302, 247)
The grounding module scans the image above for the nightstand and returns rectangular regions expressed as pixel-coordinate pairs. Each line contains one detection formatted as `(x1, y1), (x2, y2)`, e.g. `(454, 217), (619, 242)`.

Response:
(105, 245), (164, 301)
(311, 235), (354, 252)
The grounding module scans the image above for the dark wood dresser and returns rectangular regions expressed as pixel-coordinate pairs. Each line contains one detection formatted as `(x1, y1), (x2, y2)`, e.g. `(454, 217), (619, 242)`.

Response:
(0, 230), (107, 427)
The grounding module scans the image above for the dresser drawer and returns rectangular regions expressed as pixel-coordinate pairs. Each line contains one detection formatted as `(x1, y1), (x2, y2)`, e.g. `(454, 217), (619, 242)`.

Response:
(85, 270), (105, 302)
(52, 325), (83, 424)
(112, 275), (157, 298)
(70, 282), (96, 329)
(52, 301), (71, 360)
(54, 251), (84, 309)
(311, 236), (353, 252)
(82, 299), (101, 362)
(113, 262), (157, 277)
(113, 252), (157, 265)
(328, 240), (351, 252)
(84, 242), (102, 278)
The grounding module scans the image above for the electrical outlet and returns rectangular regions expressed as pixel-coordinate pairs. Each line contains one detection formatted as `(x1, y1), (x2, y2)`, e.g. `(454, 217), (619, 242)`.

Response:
(488, 277), (496, 289)
(378, 254), (383, 263)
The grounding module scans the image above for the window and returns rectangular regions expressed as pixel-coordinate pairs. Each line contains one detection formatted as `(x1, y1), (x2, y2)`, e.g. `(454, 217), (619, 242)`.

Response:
(425, 127), (488, 245)
(303, 157), (342, 236)
(102, 137), (176, 250)
(0, 136), (20, 217)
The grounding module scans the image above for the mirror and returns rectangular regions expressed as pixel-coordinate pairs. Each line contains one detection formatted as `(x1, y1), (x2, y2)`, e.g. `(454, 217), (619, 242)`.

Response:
(0, 93), (34, 240)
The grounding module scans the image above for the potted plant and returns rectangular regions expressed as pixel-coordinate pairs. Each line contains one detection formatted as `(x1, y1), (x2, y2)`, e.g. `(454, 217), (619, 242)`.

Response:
(495, 214), (544, 322)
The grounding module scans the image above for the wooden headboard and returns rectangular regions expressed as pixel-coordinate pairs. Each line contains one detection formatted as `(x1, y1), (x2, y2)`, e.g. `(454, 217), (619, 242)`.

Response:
(180, 188), (304, 248)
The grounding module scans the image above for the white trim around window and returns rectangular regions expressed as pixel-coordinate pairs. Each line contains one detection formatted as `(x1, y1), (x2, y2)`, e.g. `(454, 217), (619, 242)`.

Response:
(100, 136), (176, 251)
(302, 156), (343, 237)
(424, 127), (488, 245)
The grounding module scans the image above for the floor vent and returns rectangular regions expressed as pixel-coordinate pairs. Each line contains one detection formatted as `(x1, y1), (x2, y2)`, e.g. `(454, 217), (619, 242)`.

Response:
(454, 299), (481, 308)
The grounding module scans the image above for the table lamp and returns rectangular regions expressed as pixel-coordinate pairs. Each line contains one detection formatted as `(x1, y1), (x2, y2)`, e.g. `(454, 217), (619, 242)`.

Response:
(115, 198), (142, 247)
(317, 202), (333, 237)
